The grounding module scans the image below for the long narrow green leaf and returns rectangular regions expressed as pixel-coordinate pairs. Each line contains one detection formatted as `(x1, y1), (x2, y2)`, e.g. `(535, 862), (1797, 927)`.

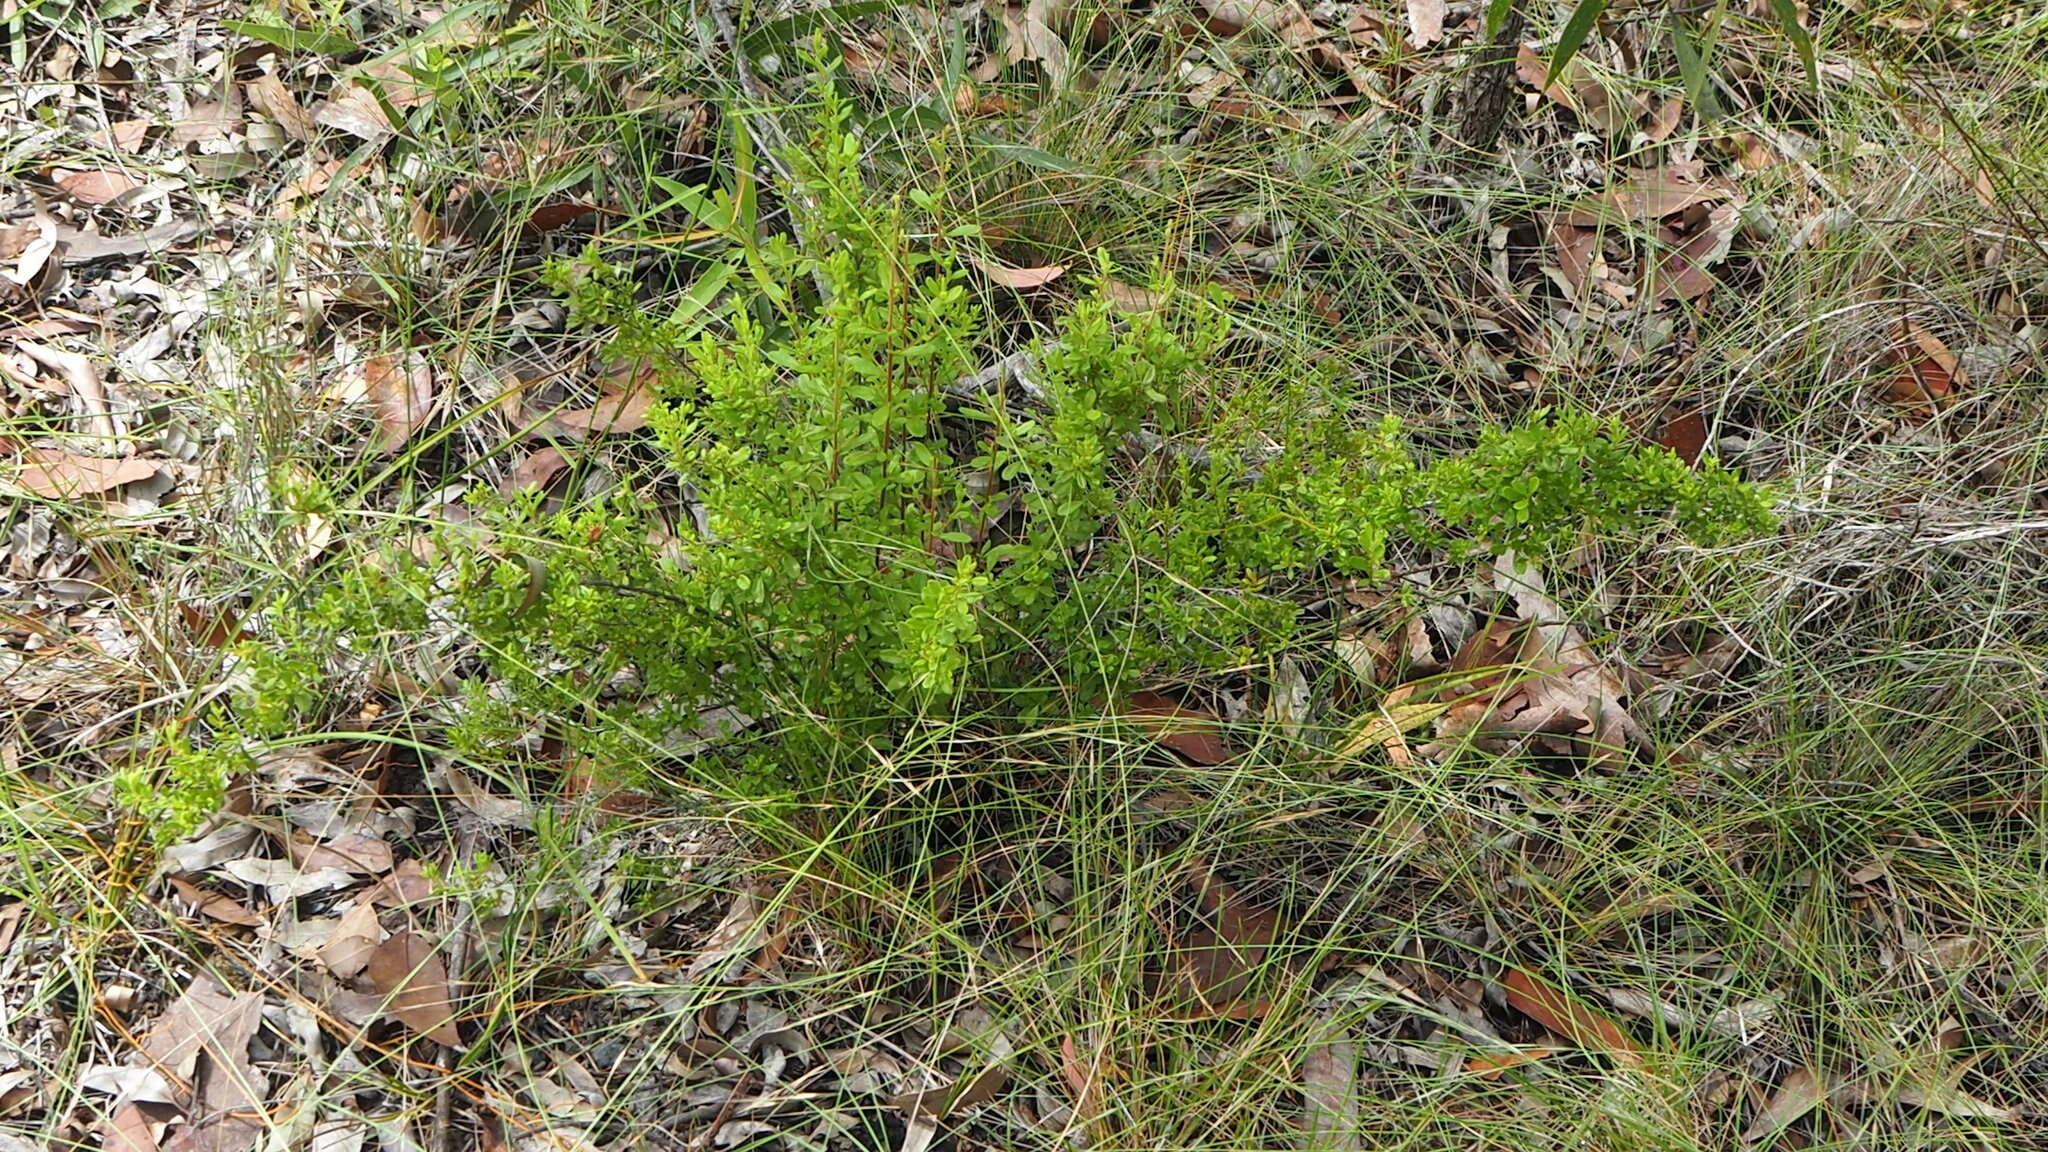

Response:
(1669, 14), (1721, 123)
(222, 19), (359, 56)
(1484, 0), (1518, 39)
(1766, 0), (1818, 88)
(1546, 0), (1611, 87)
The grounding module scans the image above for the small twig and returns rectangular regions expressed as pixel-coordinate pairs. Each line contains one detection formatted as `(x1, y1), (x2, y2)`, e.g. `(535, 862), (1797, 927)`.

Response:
(430, 826), (479, 1152)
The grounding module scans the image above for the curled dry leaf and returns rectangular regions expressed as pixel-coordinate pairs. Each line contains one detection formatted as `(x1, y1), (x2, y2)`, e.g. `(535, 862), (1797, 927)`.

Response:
(1501, 966), (1644, 1068)
(367, 929), (464, 1046)
(1886, 320), (1963, 416)
(248, 71), (317, 143)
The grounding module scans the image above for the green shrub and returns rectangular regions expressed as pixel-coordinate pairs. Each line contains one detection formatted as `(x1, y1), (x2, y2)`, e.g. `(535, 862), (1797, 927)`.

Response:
(237, 63), (1774, 796)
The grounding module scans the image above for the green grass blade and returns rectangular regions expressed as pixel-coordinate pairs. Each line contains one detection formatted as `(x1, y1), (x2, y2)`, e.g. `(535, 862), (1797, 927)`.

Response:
(1766, 0), (1818, 88)
(1546, 0), (1611, 86)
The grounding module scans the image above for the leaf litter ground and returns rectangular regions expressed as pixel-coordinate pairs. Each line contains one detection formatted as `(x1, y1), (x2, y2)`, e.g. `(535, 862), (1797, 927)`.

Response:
(4, 0), (2048, 1150)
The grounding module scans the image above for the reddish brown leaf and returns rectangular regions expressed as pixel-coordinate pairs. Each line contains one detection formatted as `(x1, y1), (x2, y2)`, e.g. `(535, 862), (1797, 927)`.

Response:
(178, 602), (251, 648)
(1885, 320), (1963, 416)
(522, 202), (602, 235)
(1126, 690), (1234, 765)
(367, 929), (463, 1046)
(1501, 967), (1643, 1067)
(969, 255), (1066, 290)
(1514, 43), (1575, 108)
(1659, 407), (1708, 466)
(53, 167), (141, 205)
(13, 450), (159, 499)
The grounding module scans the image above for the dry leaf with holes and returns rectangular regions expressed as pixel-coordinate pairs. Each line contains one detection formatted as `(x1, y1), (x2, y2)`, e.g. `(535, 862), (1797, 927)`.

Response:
(368, 929), (464, 1046)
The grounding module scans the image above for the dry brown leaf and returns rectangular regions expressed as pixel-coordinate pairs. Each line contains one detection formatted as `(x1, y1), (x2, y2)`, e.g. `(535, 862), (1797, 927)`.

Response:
(138, 975), (266, 1133)
(18, 340), (116, 443)
(687, 883), (767, 979)
(102, 1101), (161, 1152)
(364, 858), (434, 908)
(501, 446), (570, 496)
(320, 902), (384, 979)
(367, 929), (464, 1046)
(554, 386), (654, 436)
(12, 450), (158, 499)
(295, 832), (395, 874)
(165, 876), (263, 927)
(969, 255), (1067, 290)
(53, 168), (142, 206)
(171, 101), (237, 145)
(1658, 407), (1708, 466)
(1514, 42), (1576, 108)
(1648, 203), (1739, 303)
(90, 119), (152, 152)
(1126, 690), (1234, 765)
(363, 351), (435, 455)
(445, 766), (531, 828)
(56, 217), (203, 263)
(1501, 967), (1643, 1068)
(1743, 1066), (1826, 1145)
(1646, 96), (1685, 142)
(1102, 279), (1166, 313)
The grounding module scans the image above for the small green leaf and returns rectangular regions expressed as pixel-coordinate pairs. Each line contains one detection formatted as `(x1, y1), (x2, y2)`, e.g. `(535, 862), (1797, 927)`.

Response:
(667, 259), (738, 340)
(1546, 0), (1611, 87)
(976, 138), (1090, 174)
(1765, 0), (1817, 88)
(223, 19), (361, 56)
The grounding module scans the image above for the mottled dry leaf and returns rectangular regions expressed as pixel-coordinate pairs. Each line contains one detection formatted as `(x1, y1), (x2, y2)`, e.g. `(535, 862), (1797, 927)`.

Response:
(314, 85), (394, 142)
(1565, 169), (1735, 226)
(1501, 967), (1643, 1067)
(363, 352), (435, 455)
(248, 72), (317, 142)
(367, 929), (463, 1046)
(969, 255), (1066, 290)
(1301, 1014), (1361, 1148)
(53, 168), (141, 206)
(13, 451), (159, 499)
(1404, 0), (1445, 45)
